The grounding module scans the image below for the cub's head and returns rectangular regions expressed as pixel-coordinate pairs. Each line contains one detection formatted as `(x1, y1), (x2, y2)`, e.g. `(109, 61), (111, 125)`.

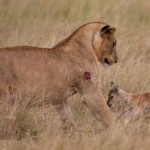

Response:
(107, 82), (127, 112)
(93, 24), (118, 67)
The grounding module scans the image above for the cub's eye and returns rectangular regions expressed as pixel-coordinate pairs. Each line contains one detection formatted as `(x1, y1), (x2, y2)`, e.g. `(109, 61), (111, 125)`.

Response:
(110, 96), (113, 99)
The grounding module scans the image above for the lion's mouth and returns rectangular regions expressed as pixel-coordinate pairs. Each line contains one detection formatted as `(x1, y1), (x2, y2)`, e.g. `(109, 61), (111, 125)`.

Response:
(104, 58), (111, 65)
(107, 103), (112, 108)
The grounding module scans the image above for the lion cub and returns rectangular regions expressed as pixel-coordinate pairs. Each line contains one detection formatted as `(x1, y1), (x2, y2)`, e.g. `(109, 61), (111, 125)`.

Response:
(107, 82), (150, 120)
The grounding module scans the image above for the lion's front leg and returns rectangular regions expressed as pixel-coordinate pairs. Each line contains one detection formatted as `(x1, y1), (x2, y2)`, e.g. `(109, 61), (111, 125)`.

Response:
(54, 100), (75, 132)
(82, 93), (113, 128)
(77, 76), (113, 128)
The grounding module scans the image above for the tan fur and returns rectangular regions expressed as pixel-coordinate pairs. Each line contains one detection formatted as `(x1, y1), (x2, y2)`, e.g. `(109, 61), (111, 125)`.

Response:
(107, 82), (150, 121)
(0, 22), (118, 129)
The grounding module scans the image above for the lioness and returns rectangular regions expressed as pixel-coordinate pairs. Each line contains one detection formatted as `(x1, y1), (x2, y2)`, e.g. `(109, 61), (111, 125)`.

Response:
(0, 22), (118, 129)
(107, 82), (150, 121)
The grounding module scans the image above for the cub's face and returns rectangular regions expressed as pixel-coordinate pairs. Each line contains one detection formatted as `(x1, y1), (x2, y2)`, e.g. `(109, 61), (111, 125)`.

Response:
(107, 88), (122, 112)
(93, 25), (118, 67)
(107, 82), (126, 112)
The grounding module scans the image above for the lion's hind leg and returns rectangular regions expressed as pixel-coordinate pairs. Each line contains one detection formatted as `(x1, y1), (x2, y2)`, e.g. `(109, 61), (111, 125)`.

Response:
(53, 100), (76, 132)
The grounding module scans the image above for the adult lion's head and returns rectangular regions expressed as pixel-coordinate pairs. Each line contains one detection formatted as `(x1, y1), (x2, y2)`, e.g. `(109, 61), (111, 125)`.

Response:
(92, 23), (118, 67)
(55, 22), (118, 67)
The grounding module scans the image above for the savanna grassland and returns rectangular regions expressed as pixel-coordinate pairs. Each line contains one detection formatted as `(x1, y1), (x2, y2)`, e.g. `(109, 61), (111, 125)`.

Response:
(0, 0), (150, 149)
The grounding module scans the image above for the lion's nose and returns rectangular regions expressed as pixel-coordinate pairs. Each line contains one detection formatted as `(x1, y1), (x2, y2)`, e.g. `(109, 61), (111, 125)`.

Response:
(114, 60), (118, 63)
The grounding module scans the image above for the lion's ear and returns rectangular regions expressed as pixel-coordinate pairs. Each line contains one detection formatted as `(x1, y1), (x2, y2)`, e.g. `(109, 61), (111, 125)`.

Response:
(100, 25), (116, 36)
(92, 29), (102, 50)
(92, 25), (116, 49)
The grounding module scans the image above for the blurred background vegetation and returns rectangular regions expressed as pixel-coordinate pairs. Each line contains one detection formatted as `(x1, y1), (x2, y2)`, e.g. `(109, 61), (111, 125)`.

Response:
(0, 0), (150, 46)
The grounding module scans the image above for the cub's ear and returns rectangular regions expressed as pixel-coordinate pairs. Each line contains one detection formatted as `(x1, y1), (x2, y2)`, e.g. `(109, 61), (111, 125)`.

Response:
(110, 81), (115, 88)
(100, 25), (116, 36)
(110, 81), (119, 93)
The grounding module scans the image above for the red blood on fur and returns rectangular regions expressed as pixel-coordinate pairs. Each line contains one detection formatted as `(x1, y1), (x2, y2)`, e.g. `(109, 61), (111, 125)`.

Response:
(84, 72), (91, 80)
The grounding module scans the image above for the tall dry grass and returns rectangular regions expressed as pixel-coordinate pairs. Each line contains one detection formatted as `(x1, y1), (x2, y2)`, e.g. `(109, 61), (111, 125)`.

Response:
(0, 0), (150, 149)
